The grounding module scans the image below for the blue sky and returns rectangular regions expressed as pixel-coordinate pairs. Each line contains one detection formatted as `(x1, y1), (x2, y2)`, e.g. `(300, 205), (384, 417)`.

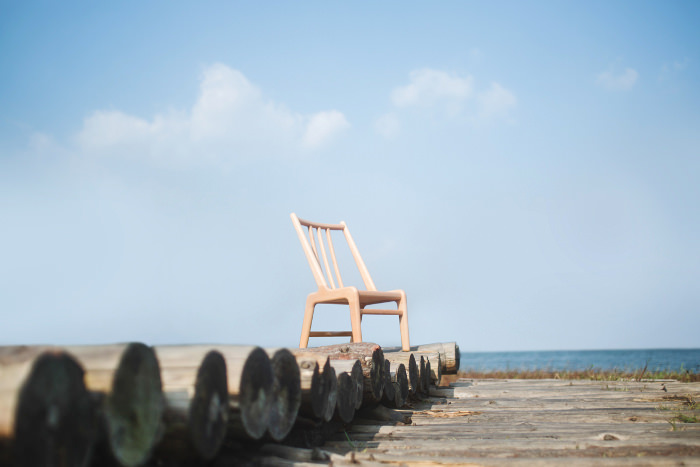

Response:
(1, 1), (698, 352)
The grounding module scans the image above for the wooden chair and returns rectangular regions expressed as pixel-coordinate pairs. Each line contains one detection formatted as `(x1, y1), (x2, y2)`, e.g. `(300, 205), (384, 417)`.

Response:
(290, 213), (410, 351)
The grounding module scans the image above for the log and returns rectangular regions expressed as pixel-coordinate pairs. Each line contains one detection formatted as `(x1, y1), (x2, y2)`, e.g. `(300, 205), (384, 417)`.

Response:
(298, 343), (384, 405)
(294, 356), (325, 420)
(153, 350), (229, 461)
(155, 345), (273, 440)
(266, 349), (301, 441)
(385, 350), (441, 386)
(383, 342), (460, 374)
(65, 343), (164, 467)
(383, 351), (418, 395)
(0, 349), (97, 467)
(328, 360), (361, 423)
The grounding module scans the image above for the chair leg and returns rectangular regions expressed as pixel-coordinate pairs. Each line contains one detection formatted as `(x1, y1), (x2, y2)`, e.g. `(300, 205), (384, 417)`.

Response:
(349, 294), (363, 343)
(300, 298), (316, 348)
(398, 293), (410, 351)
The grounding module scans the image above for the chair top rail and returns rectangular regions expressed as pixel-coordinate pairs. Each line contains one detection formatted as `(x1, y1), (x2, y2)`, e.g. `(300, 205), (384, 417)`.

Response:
(295, 215), (346, 231)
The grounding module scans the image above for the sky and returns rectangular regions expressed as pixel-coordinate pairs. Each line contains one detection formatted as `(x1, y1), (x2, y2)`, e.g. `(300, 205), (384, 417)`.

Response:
(1, 1), (699, 352)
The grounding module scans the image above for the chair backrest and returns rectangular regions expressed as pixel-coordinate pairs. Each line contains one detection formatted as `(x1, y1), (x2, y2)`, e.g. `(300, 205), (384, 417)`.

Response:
(290, 213), (377, 292)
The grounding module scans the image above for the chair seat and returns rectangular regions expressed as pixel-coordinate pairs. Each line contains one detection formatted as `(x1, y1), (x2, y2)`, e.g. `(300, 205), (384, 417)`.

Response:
(308, 287), (404, 306)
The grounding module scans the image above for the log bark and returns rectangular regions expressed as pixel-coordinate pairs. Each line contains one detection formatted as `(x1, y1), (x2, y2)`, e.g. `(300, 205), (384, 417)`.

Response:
(0, 349), (97, 467)
(383, 342), (460, 374)
(153, 350), (229, 461)
(298, 343), (384, 406)
(266, 349), (301, 441)
(155, 345), (273, 440)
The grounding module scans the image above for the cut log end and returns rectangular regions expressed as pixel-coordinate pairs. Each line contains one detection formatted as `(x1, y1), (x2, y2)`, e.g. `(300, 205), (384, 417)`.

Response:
(408, 353), (419, 395)
(237, 347), (274, 440)
(322, 362), (337, 422)
(307, 361), (324, 419)
(104, 342), (164, 467)
(367, 348), (385, 402)
(350, 360), (363, 410)
(335, 372), (355, 423)
(13, 351), (97, 467)
(381, 360), (395, 405)
(188, 350), (229, 460)
(267, 349), (301, 441)
(394, 363), (409, 408)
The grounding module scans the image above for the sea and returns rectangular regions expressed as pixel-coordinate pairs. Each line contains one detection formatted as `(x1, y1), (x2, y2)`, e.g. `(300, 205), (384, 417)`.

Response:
(460, 348), (700, 373)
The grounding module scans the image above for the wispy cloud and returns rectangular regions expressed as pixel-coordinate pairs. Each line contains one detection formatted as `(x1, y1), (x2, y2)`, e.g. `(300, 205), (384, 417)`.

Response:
(477, 82), (517, 120)
(377, 68), (516, 137)
(76, 63), (349, 165)
(660, 58), (689, 81)
(391, 69), (473, 108)
(596, 67), (638, 91)
(302, 110), (350, 149)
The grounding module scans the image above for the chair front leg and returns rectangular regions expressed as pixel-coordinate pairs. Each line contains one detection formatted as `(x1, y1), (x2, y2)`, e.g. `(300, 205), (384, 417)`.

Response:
(300, 297), (316, 348)
(348, 293), (363, 343)
(397, 292), (410, 351)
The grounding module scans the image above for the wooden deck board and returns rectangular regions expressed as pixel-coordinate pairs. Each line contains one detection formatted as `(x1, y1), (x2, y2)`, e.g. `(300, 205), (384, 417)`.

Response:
(325, 379), (700, 465)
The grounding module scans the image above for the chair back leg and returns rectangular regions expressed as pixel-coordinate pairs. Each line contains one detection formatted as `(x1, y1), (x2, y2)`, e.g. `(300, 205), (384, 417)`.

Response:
(300, 298), (316, 348)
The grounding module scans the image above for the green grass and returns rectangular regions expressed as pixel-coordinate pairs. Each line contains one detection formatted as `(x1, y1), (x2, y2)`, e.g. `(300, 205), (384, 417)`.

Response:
(445, 367), (699, 383)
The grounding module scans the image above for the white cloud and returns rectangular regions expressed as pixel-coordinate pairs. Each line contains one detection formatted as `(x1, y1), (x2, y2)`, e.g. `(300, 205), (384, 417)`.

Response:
(374, 113), (400, 139)
(376, 68), (516, 137)
(391, 69), (473, 108)
(302, 111), (350, 149)
(477, 82), (517, 120)
(596, 68), (638, 91)
(76, 63), (349, 164)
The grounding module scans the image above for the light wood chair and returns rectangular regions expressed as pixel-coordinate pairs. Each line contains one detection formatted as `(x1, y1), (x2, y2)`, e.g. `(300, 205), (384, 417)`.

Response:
(290, 213), (410, 351)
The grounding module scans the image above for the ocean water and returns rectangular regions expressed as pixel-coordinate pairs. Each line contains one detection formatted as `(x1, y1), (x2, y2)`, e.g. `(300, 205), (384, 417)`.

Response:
(460, 348), (700, 373)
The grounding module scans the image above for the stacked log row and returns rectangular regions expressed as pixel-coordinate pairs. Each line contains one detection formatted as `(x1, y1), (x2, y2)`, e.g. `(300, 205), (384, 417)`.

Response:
(0, 341), (458, 465)
(0, 348), (97, 467)
(383, 342), (460, 375)
(153, 348), (229, 462)
(298, 343), (385, 406)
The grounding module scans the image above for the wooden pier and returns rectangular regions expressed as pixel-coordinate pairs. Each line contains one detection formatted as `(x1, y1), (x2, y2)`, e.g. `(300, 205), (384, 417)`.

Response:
(2, 343), (700, 466)
(318, 378), (700, 466)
